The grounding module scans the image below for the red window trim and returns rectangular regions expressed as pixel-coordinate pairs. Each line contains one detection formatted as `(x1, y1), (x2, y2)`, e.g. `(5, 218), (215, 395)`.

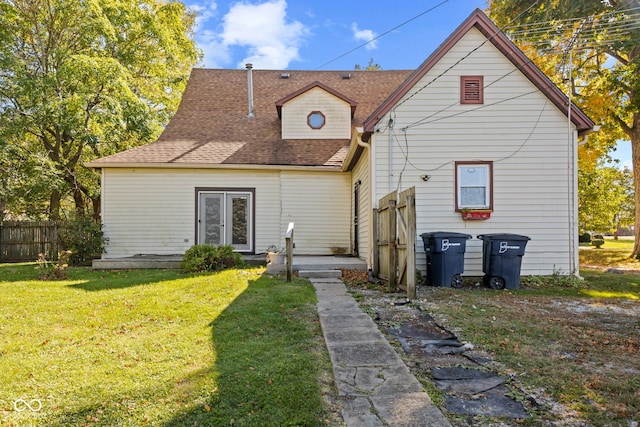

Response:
(455, 161), (493, 211)
(460, 76), (484, 104)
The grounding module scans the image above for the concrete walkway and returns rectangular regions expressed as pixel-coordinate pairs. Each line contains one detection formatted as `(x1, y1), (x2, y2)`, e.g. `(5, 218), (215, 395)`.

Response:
(310, 277), (452, 427)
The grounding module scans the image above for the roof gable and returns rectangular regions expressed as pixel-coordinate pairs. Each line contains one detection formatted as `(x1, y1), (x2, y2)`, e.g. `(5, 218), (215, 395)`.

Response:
(362, 8), (595, 136)
(275, 81), (358, 118)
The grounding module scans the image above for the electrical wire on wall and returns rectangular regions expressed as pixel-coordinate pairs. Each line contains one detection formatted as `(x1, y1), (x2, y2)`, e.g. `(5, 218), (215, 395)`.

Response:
(392, 99), (548, 178)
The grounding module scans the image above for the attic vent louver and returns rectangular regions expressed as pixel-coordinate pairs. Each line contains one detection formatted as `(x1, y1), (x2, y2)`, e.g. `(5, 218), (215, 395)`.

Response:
(461, 76), (483, 104)
(280, 73), (290, 79)
(342, 73), (351, 79)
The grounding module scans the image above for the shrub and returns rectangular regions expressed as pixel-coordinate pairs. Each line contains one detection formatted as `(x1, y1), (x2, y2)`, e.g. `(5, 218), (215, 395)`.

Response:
(37, 250), (72, 280)
(579, 232), (592, 243)
(57, 216), (106, 266)
(591, 238), (605, 248)
(181, 244), (244, 273)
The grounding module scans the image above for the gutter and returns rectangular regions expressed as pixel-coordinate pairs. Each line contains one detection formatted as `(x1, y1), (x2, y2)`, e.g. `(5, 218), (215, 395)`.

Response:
(85, 162), (344, 172)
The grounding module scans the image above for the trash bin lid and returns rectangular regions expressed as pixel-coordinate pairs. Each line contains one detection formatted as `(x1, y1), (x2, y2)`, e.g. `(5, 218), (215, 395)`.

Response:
(477, 233), (530, 241)
(421, 231), (472, 240)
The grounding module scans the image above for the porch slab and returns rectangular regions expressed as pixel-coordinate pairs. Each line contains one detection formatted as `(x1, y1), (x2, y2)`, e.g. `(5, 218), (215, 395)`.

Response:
(92, 254), (367, 271)
(92, 255), (183, 270)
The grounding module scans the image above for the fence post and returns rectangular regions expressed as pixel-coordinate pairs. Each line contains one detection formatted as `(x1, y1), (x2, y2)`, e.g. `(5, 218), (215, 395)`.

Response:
(372, 209), (379, 277)
(388, 199), (397, 291)
(406, 193), (416, 300)
(285, 222), (294, 282)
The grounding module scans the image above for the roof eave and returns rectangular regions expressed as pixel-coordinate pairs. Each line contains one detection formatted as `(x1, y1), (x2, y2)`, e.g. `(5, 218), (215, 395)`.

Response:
(85, 161), (344, 171)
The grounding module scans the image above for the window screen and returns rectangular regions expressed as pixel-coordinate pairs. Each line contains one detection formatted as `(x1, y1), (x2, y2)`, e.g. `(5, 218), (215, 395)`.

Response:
(456, 162), (492, 209)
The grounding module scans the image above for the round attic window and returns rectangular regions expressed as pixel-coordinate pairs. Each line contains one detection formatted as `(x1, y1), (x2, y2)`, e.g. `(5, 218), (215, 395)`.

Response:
(307, 111), (326, 129)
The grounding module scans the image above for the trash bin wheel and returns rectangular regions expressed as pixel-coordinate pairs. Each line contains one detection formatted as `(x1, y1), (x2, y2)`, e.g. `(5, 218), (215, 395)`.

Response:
(489, 276), (506, 290)
(451, 274), (464, 288)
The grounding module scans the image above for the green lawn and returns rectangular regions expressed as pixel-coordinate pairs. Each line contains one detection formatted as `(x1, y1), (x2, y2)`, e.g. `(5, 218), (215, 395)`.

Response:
(0, 264), (333, 426)
(580, 237), (640, 271)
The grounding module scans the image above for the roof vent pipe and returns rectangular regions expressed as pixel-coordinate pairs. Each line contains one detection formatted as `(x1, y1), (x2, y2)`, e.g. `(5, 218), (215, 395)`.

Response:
(246, 63), (255, 118)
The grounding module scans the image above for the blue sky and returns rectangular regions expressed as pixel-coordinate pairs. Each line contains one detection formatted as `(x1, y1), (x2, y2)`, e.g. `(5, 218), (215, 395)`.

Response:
(180, 0), (630, 166)
(181, 0), (489, 70)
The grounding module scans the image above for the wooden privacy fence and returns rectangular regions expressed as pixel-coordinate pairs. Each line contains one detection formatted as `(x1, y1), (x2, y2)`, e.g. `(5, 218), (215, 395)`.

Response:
(0, 221), (62, 262)
(373, 187), (417, 299)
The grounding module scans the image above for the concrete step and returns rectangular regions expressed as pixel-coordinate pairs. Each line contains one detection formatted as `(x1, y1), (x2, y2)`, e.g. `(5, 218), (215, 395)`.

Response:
(298, 269), (342, 279)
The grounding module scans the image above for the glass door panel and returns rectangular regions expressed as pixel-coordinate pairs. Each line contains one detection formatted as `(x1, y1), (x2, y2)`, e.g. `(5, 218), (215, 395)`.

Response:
(227, 194), (250, 251)
(199, 193), (223, 245)
(198, 191), (252, 252)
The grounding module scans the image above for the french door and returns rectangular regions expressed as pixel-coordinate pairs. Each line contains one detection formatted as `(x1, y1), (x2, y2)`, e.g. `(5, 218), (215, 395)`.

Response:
(197, 190), (253, 252)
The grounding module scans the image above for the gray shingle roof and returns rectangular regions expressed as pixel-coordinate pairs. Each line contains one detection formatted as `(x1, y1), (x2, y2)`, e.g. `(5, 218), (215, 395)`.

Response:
(88, 68), (412, 168)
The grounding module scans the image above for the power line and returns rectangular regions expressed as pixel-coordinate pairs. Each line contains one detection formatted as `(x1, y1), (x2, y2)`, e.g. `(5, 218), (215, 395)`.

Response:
(315, 0), (450, 70)
(391, 0), (542, 112)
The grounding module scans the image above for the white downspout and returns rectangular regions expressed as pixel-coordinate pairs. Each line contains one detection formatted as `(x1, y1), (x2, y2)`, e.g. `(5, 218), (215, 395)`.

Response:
(357, 136), (372, 268)
(570, 128), (579, 277)
(388, 118), (394, 191)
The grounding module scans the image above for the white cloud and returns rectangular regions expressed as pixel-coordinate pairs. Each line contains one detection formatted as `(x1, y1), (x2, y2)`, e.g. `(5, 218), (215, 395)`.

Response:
(185, 0), (229, 68)
(188, 0), (218, 29)
(351, 23), (377, 50)
(221, 0), (309, 69)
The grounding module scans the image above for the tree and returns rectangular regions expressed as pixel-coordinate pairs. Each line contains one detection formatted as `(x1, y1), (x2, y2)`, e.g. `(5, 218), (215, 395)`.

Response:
(578, 165), (635, 236)
(355, 58), (382, 70)
(0, 0), (201, 220)
(488, 0), (640, 256)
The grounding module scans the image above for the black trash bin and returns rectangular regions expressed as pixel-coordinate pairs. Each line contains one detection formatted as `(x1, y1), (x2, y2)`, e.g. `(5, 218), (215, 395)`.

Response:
(420, 232), (472, 288)
(477, 233), (531, 290)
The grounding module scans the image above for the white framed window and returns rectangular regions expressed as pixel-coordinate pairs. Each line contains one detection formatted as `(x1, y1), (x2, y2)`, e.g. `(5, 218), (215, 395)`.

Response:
(456, 161), (493, 210)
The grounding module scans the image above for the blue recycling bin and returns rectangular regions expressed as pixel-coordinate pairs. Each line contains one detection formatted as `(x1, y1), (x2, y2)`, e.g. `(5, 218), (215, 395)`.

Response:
(420, 232), (472, 288)
(477, 233), (531, 290)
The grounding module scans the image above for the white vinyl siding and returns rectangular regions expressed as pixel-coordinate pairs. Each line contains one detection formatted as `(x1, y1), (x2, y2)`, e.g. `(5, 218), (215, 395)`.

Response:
(281, 87), (351, 139)
(100, 168), (350, 258)
(352, 151), (371, 261)
(370, 27), (577, 276)
(281, 171), (351, 254)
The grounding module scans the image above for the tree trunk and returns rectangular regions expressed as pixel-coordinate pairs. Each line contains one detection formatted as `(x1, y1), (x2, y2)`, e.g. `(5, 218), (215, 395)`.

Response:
(49, 189), (62, 221)
(73, 187), (85, 217)
(0, 200), (6, 222)
(630, 113), (640, 258)
(91, 196), (101, 221)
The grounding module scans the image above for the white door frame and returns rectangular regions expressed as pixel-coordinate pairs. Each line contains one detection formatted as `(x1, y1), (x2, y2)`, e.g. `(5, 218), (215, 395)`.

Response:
(195, 187), (255, 253)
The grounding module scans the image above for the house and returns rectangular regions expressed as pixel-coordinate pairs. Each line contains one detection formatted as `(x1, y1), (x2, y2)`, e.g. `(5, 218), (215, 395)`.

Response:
(87, 9), (595, 277)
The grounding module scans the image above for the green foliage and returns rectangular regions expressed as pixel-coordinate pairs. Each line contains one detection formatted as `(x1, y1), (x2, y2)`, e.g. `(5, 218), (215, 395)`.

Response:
(591, 238), (605, 248)
(57, 216), (106, 265)
(579, 232), (592, 243)
(0, 0), (201, 219)
(355, 58), (381, 70)
(181, 244), (244, 273)
(578, 165), (635, 234)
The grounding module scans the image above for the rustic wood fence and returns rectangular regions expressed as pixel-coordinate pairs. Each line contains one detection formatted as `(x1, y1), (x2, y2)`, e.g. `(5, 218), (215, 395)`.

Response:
(373, 187), (417, 299)
(0, 221), (62, 262)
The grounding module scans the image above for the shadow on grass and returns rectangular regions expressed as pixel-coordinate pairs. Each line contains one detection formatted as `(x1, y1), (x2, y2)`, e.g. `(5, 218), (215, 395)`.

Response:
(161, 273), (330, 427)
(0, 262), (188, 291)
(35, 272), (329, 426)
(66, 269), (187, 291)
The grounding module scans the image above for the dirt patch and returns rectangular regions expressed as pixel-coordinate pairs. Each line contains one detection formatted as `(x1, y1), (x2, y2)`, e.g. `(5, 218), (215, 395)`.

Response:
(341, 270), (640, 426)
